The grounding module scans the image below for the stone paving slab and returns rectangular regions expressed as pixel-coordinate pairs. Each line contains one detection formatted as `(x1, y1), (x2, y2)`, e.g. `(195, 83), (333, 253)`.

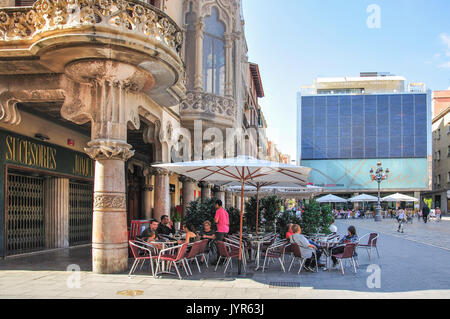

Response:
(1, 221), (450, 299)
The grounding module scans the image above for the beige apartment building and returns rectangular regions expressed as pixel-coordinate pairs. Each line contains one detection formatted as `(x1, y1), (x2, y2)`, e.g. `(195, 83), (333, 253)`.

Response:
(423, 90), (450, 213)
(0, 0), (275, 272)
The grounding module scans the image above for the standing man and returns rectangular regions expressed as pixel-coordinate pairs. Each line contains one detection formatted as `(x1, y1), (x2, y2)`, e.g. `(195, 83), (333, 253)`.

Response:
(214, 199), (229, 242)
(422, 201), (430, 224)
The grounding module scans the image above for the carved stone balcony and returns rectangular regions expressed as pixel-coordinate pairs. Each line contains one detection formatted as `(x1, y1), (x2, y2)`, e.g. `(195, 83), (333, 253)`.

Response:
(180, 90), (236, 129)
(0, 0), (185, 106)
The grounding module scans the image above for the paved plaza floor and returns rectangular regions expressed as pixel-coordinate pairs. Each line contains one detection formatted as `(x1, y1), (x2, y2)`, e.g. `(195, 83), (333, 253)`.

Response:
(1, 219), (450, 299)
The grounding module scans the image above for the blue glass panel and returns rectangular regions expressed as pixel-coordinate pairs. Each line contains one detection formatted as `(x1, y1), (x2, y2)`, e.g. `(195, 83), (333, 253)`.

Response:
(315, 136), (326, 148)
(366, 148), (377, 158)
(365, 95), (377, 106)
(402, 147), (415, 157)
(328, 126), (338, 136)
(302, 96), (314, 107)
(327, 136), (339, 146)
(327, 148), (339, 159)
(366, 126), (377, 137)
(377, 125), (389, 137)
(301, 148), (313, 159)
(352, 126), (364, 137)
(415, 145), (427, 157)
(315, 96), (327, 106)
(340, 126), (351, 137)
(315, 126), (326, 137)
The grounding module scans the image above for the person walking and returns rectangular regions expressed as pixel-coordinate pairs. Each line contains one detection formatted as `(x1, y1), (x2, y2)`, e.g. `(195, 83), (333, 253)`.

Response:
(422, 201), (430, 224)
(397, 209), (406, 233)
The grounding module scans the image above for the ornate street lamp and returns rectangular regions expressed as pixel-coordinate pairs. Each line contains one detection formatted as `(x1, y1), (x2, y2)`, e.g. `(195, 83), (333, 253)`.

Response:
(369, 161), (390, 222)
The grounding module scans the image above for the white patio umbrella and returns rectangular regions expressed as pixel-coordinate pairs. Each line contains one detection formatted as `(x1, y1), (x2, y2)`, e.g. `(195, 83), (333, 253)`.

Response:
(381, 193), (419, 202)
(316, 194), (347, 203)
(227, 183), (322, 235)
(348, 194), (379, 202)
(348, 194), (379, 212)
(152, 155), (311, 274)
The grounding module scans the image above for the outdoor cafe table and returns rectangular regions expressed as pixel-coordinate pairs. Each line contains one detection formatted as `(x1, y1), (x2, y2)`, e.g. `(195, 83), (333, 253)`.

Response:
(140, 240), (179, 275)
(246, 235), (274, 271)
(316, 237), (342, 270)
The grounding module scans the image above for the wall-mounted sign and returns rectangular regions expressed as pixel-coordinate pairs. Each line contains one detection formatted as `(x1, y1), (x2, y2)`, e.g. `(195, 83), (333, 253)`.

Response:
(1, 128), (94, 179)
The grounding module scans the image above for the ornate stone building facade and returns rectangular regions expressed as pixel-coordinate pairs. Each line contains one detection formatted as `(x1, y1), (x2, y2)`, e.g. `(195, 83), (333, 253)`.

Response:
(0, 0), (272, 272)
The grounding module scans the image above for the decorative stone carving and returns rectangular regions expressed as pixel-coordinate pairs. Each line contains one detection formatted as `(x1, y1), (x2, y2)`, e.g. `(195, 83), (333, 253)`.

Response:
(0, 0), (183, 57)
(151, 167), (170, 176)
(179, 175), (196, 183)
(0, 91), (21, 125)
(0, 88), (65, 126)
(94, 194), (127, 209)
(85, 139), (135, 161)
(181, 90), (236, 118)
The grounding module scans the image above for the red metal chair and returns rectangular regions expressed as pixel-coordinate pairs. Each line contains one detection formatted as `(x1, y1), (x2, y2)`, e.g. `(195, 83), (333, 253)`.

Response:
(262, 241), (287, 273)
(154, 243), (189, 280)
(195, 239), (209, 268)
(215, 241), (241, 274)
(184, 241), (203, 275)
(331, 243), (358, 275)
(287, 243), (307, 275)
(357, 233), (379, 259)
(128, 240), (158, 277)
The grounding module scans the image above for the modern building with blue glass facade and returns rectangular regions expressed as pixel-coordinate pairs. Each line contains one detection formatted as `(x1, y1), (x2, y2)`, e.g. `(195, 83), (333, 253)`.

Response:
(297, 73), (432, 199)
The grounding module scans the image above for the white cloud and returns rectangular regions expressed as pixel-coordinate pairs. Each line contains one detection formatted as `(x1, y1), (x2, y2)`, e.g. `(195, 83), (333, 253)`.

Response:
(440, 33), (450, 48)
(439, 62), (450, 69)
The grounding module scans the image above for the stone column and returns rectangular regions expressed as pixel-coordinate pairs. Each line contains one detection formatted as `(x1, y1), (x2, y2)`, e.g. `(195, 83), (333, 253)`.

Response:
(194, 17), (205, 91)
(199, 182), (212, 203)
(142, 167), (154, 220)
(153, 168), (170, 222)
(224, 33), (233, 97)
(213, 186), (226, 205)
(62, 59), (149, 274)
(44, 177), (69, 249)
(225, 191), (233, 209)
(180, 176), (195, 215)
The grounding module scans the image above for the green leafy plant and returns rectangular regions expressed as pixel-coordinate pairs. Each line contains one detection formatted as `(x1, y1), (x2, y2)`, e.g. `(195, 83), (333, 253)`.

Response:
(260, 195), (282, 232)
(244, 196), (263, 232)
(319, 204), (333, 234)
(170, 207), (182, 223)
(299, 200), (333, 236)
(183, 198), (217, 231)
(227, 206), (242, 234)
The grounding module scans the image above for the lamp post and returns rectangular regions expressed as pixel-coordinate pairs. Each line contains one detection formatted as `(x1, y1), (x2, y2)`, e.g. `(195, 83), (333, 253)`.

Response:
(370, 161), (390, 222)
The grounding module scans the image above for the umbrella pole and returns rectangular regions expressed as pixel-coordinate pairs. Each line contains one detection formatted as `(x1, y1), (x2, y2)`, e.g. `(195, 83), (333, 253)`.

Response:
(238, 176), (245, 275)
(256, 185), (260, 236)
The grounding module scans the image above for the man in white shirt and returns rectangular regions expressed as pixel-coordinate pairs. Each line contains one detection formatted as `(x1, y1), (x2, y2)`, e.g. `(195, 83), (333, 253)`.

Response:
(397, 209), (406, 233)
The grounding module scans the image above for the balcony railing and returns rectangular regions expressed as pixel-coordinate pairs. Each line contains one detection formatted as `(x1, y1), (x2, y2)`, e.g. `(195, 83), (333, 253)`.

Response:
(181, 90), (236, 127)
(0, 0), (183, 58)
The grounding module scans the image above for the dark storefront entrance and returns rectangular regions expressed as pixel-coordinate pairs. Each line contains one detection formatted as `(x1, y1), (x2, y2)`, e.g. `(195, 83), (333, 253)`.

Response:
(1, 129), (95, 257)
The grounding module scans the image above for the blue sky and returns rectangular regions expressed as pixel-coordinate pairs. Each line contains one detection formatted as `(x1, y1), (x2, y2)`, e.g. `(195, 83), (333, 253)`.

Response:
(243, 0), (450, 161)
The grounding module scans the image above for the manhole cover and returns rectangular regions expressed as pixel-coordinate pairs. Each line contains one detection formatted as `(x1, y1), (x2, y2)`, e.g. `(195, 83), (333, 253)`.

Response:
(116, 290), (144, 296)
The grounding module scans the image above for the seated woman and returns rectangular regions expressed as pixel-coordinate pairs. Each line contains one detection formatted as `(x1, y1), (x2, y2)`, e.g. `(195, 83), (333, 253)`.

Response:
(285, 224), (294, 239)
(331, 225), (359, 268)
(198, 221), (216, 263)
(290, 224), (320, 272)
(178, 224), (199, 244)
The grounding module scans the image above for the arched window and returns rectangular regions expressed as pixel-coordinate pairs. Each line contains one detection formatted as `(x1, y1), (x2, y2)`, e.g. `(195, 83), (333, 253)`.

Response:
(203, 7), (226, 96)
